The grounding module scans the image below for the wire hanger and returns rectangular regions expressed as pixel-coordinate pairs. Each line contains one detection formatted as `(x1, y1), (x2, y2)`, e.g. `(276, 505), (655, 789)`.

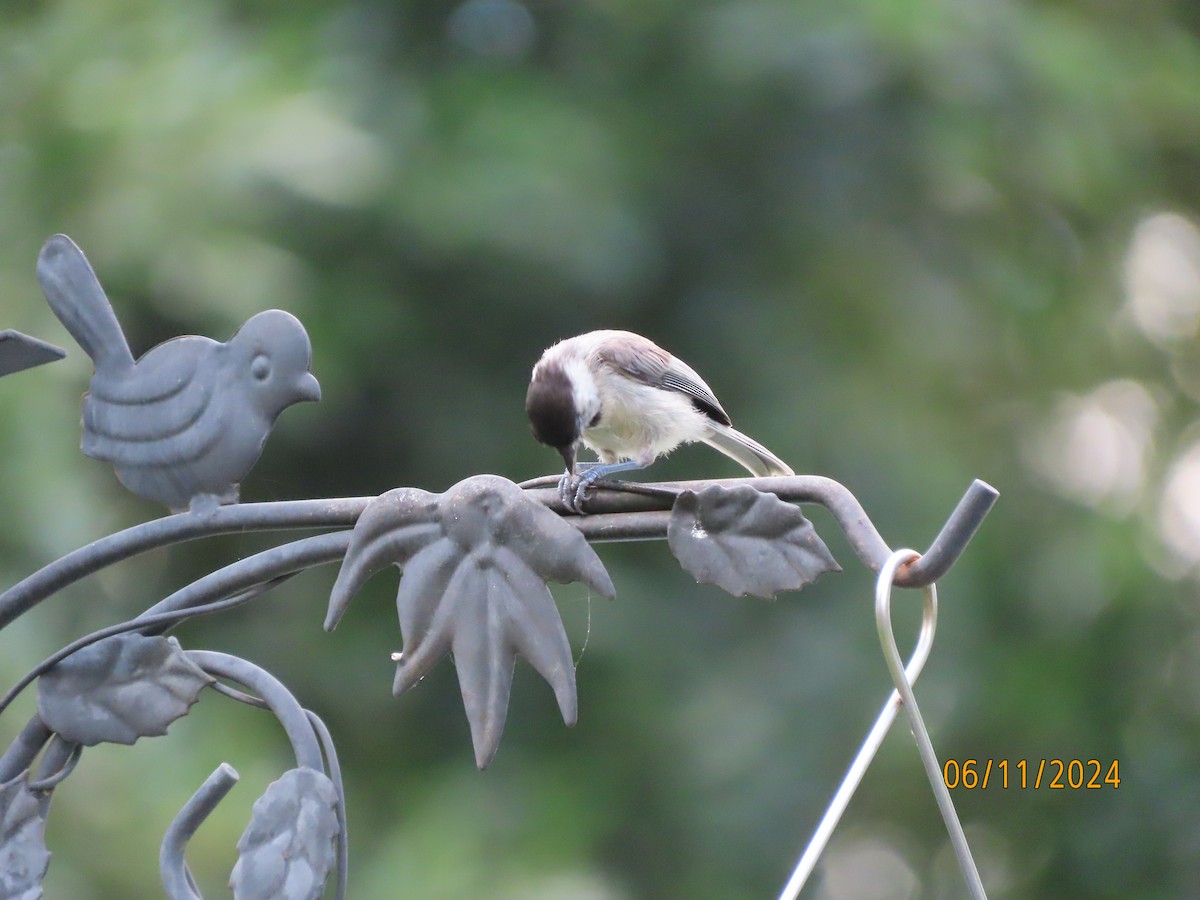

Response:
(779, 548), (987, 900)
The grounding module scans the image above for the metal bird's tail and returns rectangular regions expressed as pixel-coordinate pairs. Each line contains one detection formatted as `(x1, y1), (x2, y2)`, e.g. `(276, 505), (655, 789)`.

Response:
(37, 234), (134, 371)
(702, 422), (794, 478)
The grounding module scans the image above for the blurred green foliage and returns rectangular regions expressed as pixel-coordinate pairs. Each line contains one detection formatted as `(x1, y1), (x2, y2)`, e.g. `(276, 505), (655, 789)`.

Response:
(3, 0), (1200, 897)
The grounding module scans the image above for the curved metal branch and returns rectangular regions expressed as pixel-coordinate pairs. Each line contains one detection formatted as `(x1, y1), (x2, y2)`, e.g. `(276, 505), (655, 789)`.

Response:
(0, 498), (370, 630)
(0, 535), (348, 761)
(185, 651), (324, 771)
(0, 475), (994, 636)
(307, 710), (348, 900)
(0, 716), (54, 784)
(160, 762), (240, 900)
(139, 532), (351, 624)
(523, 475), (998, 587)
(208, 681), (269, 708)
(188, 684), (351, 898)
(0, 576), (300, 719)
(26, 738), (82, 791)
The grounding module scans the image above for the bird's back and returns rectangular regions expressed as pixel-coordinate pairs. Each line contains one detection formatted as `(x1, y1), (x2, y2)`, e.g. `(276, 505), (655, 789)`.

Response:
(587, 331), (731, 426)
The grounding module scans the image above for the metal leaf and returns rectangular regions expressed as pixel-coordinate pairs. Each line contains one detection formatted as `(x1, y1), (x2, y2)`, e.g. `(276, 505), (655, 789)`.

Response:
(323, 488), (442, 630)
(328, 474), (615, 768)
(37, 635), (212, 746)
(229, 767), (339, 900)
(0, 775), (51, 900)
(668, 484), (840, 598)
(0, 330), (65, 379)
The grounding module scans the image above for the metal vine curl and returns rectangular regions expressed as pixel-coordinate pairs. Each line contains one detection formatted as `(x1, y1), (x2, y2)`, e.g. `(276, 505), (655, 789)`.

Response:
(0, 234), (998, 898)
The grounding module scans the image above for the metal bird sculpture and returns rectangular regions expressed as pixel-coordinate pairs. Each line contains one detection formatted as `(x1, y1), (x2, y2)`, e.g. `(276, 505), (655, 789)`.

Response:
(36, 234), (321, 513)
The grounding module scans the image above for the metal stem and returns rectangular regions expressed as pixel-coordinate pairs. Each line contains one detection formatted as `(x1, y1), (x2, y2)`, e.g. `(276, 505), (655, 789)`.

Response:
(307, 710), (348, 900)
(0, 716), (53, 783)
(531, 475), (998, 587)
(27, 738), (82, 791)
(160, 763), (240, 900)
(140, 533), (351, 623)
(0, 580), (297, 719)
(0, 477), (995, 631)
(0, 498), (370, 630)
(185, 652), (324, 771)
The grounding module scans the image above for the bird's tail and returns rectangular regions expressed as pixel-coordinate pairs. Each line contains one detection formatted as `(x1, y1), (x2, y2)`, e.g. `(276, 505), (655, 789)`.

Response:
(37, 234), (133, 371)
(703, 422), (794, 477)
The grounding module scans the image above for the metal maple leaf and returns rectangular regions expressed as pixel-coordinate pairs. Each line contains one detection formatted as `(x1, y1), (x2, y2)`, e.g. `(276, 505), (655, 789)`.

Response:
(326, 475), (615, 768)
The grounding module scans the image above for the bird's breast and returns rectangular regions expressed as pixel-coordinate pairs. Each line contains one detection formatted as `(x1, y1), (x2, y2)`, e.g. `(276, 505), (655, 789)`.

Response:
(581, 373), (710, 462)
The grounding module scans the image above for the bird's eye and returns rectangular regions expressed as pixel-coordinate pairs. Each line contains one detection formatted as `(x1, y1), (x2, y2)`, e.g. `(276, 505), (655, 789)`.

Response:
(588, 412), (601, 427)
(251, 354), (271, 382)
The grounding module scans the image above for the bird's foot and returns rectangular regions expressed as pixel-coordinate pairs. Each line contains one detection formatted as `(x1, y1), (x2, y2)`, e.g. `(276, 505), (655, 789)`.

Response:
(557, 466), (607, 514)
(557, 461), (646, 514)
(184, 491), (235, 517)
(557, 469), (574, 510)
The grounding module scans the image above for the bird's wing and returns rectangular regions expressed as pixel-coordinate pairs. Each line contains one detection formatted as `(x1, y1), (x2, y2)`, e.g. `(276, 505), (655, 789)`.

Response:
(83, 338), (225, 466)
(595, 333), (732, 426)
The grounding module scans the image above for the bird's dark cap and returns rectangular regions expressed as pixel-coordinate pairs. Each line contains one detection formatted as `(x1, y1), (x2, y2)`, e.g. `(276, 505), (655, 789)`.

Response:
(526, 361), (579, 452)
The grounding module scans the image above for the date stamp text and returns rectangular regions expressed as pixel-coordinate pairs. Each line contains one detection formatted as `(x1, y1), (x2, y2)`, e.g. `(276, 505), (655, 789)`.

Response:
(942, 759), (1120, 790)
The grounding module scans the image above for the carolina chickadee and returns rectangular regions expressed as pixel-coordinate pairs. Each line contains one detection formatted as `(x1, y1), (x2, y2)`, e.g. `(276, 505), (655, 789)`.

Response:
(526, 330), (793, 510)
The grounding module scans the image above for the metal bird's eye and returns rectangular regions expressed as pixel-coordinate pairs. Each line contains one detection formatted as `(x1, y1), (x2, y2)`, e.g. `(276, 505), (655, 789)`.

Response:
(250, 354), (271, 382)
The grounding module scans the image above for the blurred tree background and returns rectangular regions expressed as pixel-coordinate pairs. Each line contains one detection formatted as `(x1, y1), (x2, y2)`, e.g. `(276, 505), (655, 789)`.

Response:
(3, 0), (1200, 897)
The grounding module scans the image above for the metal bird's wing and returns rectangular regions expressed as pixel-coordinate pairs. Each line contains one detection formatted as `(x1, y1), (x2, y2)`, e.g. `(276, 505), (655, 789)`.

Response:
(595, 334), (732, 426)
(82, 338), (223, 466)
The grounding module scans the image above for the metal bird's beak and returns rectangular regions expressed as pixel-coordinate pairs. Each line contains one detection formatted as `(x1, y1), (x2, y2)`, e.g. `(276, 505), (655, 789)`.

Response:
(297, 372), (322, 403)
(558, 443), (577, 477)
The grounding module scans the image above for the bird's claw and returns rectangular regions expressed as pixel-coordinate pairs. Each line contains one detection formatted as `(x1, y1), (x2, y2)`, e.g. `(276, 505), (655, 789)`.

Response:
(557, 470), (574, 510)
(558, 465), (603, 514)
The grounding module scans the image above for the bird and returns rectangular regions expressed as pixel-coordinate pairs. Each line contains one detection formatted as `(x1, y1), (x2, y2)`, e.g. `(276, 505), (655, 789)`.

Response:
(525, 329), (793, 511)
(36, 234), (322, 514)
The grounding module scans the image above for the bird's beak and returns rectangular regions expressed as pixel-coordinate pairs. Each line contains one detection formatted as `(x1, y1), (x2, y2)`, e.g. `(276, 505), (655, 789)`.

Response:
(558, 443), (577, 476)
(297, 372), (322, 403)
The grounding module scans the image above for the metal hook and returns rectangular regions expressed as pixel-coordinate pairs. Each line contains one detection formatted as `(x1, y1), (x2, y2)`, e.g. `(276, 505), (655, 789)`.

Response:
(778, 549), (940, 900)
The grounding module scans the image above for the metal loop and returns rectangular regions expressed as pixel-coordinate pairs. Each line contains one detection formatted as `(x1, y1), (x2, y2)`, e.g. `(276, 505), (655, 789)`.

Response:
(185, 651), (324, 772)
(778, 549), (940, 900)
(876, 550), (987, 899)
(26, 737), (82, 792)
